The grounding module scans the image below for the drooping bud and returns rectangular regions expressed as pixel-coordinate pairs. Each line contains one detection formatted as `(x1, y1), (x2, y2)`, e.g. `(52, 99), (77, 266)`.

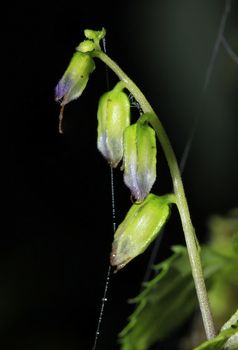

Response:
(97, 81), (130, 167)
(123, 121), (157, 202)
(55, 51), (95, 133)
(110, 194), (172, 271)
(55, 51), (95, 105)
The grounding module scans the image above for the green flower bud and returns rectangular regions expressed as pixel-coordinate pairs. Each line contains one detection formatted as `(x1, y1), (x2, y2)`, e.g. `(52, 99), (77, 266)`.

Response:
(123, 121), (157, 202)
(55, 51), (95, 133)
(81, 28), (106, 51)
(76, 40), (96, 53)
(110, 194), (172, 271)
(97, 82), (130, 167)
(84, 28), (106, 41)
(55, 51), (95, 105)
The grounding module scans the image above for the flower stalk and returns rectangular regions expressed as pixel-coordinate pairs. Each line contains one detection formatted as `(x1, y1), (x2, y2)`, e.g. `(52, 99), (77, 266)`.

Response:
(92, 49), (216, 340)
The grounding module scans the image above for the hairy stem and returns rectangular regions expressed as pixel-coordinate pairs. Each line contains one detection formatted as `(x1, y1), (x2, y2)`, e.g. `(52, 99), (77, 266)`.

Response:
(93, 49), (216, 339)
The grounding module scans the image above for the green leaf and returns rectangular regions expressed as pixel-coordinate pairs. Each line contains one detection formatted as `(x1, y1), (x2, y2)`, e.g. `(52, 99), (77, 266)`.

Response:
(208, 209), (238, 257)
(119, 246), (229, 350)
(193, 311), (238, 350)
(119, 209), (238, 350)
(232, 233), (238, 255)
(224, 333), (238, 350)
(119, 246), (196, 350)
(221, 310), (238, 349)
(221, 310), (238, 331)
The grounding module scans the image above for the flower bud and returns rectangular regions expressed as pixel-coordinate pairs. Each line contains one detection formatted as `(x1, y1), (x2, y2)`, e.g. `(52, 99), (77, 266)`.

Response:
(76, 40), (96, 53)
(84, 28), (106, 41)
(97, 82), (130, 167)
(123, 121), (156, 202)
(55, 51), (95, 105)
(110, 194), (171, 271)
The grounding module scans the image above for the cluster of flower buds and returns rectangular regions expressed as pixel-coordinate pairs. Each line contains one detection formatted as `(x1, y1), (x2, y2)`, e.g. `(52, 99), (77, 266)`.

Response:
(96, 85), (173, 270)
(55, 28), (174, 271)
(97, 84), (157, 202)
(55, 28), (157, 201)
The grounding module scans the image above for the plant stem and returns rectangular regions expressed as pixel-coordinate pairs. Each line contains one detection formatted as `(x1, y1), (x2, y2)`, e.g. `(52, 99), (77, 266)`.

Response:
(93, 50), (216, 339)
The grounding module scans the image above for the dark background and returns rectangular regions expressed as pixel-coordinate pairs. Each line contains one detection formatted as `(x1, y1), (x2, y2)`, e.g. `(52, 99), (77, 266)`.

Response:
(6, 0), (238, 349)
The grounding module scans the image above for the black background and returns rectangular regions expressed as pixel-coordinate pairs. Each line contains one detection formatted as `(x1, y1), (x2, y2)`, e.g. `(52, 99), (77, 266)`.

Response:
(7, 1), (238, 349)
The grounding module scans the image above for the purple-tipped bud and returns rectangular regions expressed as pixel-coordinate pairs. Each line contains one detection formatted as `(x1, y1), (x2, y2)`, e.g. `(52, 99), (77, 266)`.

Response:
(97, 82), (130, 167)
(123, 122), (157, 202)
(55, 51), (95, 105)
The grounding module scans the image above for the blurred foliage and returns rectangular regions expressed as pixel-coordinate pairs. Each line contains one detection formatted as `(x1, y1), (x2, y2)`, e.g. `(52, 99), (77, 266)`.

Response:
(119, 208), (238, 350)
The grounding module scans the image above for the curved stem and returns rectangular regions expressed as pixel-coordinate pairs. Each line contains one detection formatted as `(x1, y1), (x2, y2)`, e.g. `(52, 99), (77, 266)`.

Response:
(93, 49), (216, 339)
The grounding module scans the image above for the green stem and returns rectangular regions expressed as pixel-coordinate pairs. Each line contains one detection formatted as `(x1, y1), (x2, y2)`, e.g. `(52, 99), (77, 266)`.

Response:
(93, 49), (216, 339)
